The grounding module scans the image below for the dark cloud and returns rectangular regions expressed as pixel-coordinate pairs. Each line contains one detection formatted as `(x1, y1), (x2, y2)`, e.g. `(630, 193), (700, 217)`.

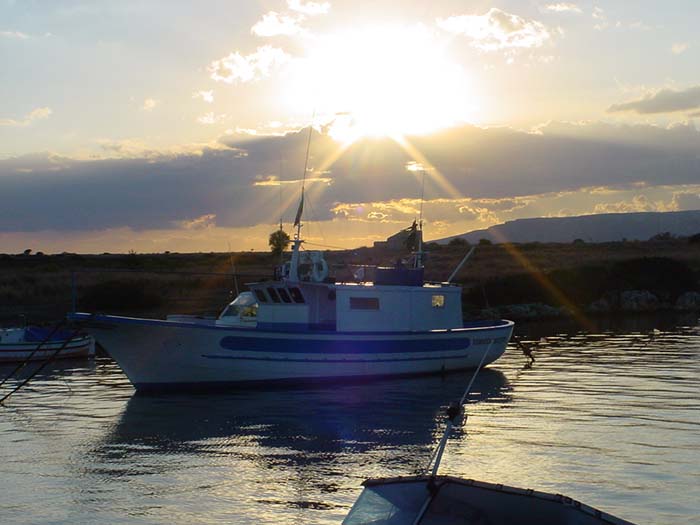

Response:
(1, 122), (699, 233)
(607, 86), (700, 114)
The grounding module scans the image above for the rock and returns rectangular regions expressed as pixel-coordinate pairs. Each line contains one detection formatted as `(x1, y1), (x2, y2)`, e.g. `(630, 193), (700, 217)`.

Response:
(498, 303), (563, 320)
(587, 298), (611, 314)
(619, 290), (659, 312)
(675, 291), (700, 311)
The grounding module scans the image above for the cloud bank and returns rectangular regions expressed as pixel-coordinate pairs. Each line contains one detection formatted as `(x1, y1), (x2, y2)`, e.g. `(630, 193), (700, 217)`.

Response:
(608, 86), (700, 115)
(437, 8), (551, 50)
(1, 122), (699, 238)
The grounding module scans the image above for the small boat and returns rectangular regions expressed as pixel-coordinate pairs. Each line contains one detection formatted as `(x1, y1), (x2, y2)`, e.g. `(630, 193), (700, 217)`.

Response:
(0, 326), (95, 363)
(343, 475), (636, 525)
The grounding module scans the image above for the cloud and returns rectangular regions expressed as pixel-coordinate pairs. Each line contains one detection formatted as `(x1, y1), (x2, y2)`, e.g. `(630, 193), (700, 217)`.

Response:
(670, 191), (700, 211)
(2, 123), (699, 236)
(437, 8), (551, 51)
(593, 195), (658, 214)
(671, 42), (689, 55)
(251, 11), (305, 37)
(178, 213), (217, 230)
(535, 120), (700, 150)
(209, 45), (290, 84)
(197, 112), (226, 125)
(592, 6), (608, 30)
(142, 98), (159, 111)
(0, 106), (52, 127)
(544, 3), (582, 14)
(287, 0), (330, 15)
(192, 90), (214, 103)
(607, 86), (700, 114)
(1, 30), (29, 39)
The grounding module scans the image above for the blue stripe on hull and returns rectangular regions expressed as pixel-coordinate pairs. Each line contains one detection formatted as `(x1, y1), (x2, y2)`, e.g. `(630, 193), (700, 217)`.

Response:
(202, 351), (473, 363)
(218, 335), (474, 354)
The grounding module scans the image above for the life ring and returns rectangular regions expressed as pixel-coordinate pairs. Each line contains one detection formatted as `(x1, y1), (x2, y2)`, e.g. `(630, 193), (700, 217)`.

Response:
(311, 258), (329, 282)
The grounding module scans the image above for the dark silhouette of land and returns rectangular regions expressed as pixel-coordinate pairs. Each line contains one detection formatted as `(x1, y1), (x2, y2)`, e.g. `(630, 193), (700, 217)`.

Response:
(1, 236), (699, 324)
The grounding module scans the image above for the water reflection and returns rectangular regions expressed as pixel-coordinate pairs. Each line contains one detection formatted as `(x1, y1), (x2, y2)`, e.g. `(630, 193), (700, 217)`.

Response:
(98, 369), (509, 462)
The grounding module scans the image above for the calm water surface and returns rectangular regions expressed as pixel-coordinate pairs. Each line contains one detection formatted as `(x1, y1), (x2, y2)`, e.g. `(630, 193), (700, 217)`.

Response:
(1, 317), (698, 524)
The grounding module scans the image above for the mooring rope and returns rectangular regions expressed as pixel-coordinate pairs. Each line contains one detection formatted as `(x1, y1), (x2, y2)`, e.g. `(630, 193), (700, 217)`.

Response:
(0, 319), (67, 390)
(0, 322), (87, 405)
(423, 338), (496, 476)
(410, 339), (497, 525)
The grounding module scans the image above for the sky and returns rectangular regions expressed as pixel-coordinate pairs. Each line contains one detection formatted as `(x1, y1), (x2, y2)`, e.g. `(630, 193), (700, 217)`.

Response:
(1, 0), (699, 253)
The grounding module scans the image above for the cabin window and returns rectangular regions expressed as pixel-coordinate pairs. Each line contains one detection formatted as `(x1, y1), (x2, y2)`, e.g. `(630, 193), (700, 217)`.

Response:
(350, 297), (380, 310)
(289, 287), (305, 304)
(277, 288), (292, 303)
(266, 287), (281, 303)
(432, 295), (445, 308)
(254, 289), (268, 303)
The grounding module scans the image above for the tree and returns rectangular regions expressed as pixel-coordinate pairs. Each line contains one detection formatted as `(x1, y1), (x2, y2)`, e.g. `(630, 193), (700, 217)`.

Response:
(478, 238), (492, 246)
(269, 229), (290, 257)
(448, 237), (469, 247)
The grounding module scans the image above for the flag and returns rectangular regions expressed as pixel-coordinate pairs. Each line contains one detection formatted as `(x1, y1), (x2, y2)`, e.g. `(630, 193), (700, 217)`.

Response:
(293, 191), (304, 227)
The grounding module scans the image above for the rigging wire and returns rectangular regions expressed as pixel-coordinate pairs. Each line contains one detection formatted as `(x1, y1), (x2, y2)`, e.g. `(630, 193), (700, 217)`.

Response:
(424, 338), (496, 476)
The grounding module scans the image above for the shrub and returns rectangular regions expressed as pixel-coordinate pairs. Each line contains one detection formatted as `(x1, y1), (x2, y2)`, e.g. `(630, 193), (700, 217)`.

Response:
(82, 279), (162, 311)
(448, 237), (469, 247)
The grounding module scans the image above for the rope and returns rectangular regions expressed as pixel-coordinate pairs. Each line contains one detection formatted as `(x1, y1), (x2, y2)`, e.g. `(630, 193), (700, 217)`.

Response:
(303, 240), (348, 251)
(411, 339), (496, 525)
(0, 320), (67, 389)
(425, 338), (496, 475)
(0, 322), (87, 405)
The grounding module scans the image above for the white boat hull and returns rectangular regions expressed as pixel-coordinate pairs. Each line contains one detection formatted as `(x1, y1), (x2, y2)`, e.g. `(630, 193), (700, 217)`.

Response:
(71, 314), (514, 391)
(0, 336), (95, 363)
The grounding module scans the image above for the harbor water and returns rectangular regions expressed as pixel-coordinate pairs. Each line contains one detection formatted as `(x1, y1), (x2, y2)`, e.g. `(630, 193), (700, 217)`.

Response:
(1, 316), (698, 524)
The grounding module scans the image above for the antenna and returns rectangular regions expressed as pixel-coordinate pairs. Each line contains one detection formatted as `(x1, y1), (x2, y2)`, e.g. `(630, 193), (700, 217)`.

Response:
(419, 169), (425, 250)
(415, 168), (426, 268)
(279, 159), (283, 231)
(294, 111), (315, 240)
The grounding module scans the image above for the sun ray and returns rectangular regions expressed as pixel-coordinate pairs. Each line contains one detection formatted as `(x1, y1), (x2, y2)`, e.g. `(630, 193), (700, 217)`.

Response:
(489, 229), (595, 331)
(394, 135), (463, 200)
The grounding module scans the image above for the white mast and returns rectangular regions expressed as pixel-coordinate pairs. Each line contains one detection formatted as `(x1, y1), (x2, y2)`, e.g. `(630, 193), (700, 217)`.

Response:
(289, 119), (314, 281)
(416, 168), (426, 268)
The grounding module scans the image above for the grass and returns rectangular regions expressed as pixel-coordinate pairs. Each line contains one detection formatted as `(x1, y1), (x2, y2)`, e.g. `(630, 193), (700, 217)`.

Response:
(1, 238), (699, 324)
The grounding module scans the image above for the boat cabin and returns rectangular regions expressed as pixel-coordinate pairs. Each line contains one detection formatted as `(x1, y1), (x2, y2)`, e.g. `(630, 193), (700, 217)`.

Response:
(238, 247), (463, 333)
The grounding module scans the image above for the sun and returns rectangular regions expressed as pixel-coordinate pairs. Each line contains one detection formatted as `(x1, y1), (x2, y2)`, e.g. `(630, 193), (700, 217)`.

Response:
(286, 24), (477, 143)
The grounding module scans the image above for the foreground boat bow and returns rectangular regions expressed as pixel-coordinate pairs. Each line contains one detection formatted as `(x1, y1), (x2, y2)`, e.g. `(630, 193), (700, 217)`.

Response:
(343, 475), (637, 525)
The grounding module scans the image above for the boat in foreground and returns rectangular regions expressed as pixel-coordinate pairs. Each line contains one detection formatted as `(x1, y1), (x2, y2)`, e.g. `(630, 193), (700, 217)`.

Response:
(0, 326), (95, 363)
(343, 475), (636, 525)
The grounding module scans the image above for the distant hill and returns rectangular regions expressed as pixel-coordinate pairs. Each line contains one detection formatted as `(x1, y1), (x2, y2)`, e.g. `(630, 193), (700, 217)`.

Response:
(434, 210), (700, 244)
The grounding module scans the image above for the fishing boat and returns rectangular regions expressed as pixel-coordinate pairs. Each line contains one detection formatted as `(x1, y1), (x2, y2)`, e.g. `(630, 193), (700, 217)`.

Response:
(0, 326), (95, 363)
(69, 127), (513, 391)
(70, 234), (513, 391)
